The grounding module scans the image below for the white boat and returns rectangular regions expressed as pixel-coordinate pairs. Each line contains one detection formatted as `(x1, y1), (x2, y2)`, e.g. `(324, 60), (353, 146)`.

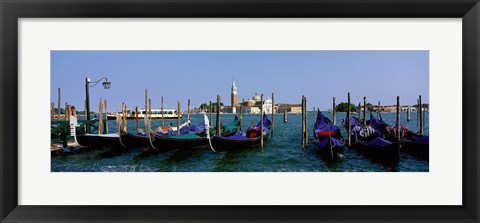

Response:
(107, 108), (181, 120)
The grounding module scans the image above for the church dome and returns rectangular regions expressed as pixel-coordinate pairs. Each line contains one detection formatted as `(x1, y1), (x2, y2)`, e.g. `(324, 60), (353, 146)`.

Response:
(253, 93), (261, 102)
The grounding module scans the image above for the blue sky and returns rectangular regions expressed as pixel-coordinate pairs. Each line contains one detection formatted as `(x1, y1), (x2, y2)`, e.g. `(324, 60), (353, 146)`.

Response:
(51, 51), (429, 111)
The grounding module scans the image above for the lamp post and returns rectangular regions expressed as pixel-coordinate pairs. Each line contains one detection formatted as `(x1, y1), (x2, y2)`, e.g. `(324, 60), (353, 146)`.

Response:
(85, 77), (111, 133)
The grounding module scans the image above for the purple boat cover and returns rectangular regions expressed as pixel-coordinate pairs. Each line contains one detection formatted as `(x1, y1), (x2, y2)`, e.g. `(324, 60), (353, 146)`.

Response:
(315, 109), (331, 127)
(316, 137), (343, 148)
(369, 113), (389, 133)
(134, 133), (148, 138)
(348, 116), (362, 127)
(365, 137), (393, 148)
(217, 134), (249, 140)
(314, 109), (340, 135)
(189, 124), (205, 133)
(256, 114), (272, 129)
(411, 134), (429, 144)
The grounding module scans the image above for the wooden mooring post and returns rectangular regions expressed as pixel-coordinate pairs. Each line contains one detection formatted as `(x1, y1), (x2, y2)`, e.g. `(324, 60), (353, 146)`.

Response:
(357, 102), (361, 119)
(161, 96), (164, 127)
(363, 97), (367, 126)
(396, 96), (400, 140)
(144, 89), (148, 132)
(148, 99), (151, 130)
(121, 103), (124, 132)
(209, 101), (213, 127)
(65, 103), (69, 121)
(216, 95), (221, 135)
(239, 105), (243, 131)
(304, 97), (308, 146)
(271, 92), (274, 137)
(333, 97), (336, 125)
(98, 99), (103, 134)
(51, 102), (55, 121)
(124, 104), (128, 132)
(84, 100), (87, 132)
(347, 93), (351, 147)
(177, 101), (181, 136)
(301, 95), (305, 150)
(260, 94), (264, 149)
(423, 102), (426, 129)
(407, 107), (411, 122)
(57, 88), (61, 121)
(135, 106), (139, 132)
(417, 99), (420, 127)
(377, 101), (380, 119)
(419, 95), (423, 135)
(104, 99), (108, 133)
(187, 99), (191, 126)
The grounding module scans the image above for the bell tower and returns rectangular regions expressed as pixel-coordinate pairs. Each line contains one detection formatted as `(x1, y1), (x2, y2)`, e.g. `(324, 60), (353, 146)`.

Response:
(231, 78), (237, 107)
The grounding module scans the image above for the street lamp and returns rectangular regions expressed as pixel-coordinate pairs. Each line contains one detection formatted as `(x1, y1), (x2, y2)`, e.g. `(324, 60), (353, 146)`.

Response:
(85, 77), (111, 133)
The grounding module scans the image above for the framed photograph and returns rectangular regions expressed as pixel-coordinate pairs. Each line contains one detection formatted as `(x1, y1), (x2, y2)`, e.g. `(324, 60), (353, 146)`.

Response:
(1, 0), (478, 222)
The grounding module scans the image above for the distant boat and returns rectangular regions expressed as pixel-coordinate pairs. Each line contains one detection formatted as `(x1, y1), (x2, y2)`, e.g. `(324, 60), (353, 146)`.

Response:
(210, 114), (271, 151)
(313, 109), (345, 161)
(107, 108), (181, 120)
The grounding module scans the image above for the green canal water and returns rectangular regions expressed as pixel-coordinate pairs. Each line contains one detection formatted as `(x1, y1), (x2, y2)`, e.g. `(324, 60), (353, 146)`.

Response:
(51, 112), (429, 172)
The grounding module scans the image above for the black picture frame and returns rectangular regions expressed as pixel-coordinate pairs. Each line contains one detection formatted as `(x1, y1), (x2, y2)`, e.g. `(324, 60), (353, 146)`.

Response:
(1, 0), (478, 222)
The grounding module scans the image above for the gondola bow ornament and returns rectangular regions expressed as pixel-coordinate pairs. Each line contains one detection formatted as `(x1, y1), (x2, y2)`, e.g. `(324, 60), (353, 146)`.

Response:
(204, 114), (216, 152)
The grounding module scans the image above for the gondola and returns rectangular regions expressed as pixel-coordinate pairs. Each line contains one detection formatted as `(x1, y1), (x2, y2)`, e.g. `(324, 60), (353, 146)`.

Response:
(119, 121), (204, 149)
(344, 116), (400, 162)
(75, 133), (123, 149)
(149, 116), (240, 150)
(119, 131), (151, 149)
(210, 114), (271, 152)
(313, 109), (345, 161)
(70, 116), (123, 149)
(369, 113), (429, 160)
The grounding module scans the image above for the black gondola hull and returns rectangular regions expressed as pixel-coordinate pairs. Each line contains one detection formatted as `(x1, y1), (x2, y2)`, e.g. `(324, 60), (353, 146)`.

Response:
(353, 141), (400, 162)
(402, 141), (429, 160)
(211, 134), (269, 152)
(149, 132), (209, 150)
(315, 143), (345, 161)
(76, 134), (123, 149)
(120, 133), (151, 149)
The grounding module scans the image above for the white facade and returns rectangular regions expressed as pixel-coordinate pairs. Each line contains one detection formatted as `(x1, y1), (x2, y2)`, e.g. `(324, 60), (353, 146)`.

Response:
(262, 99), (274, 114)
(243, 107), (260, 114)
